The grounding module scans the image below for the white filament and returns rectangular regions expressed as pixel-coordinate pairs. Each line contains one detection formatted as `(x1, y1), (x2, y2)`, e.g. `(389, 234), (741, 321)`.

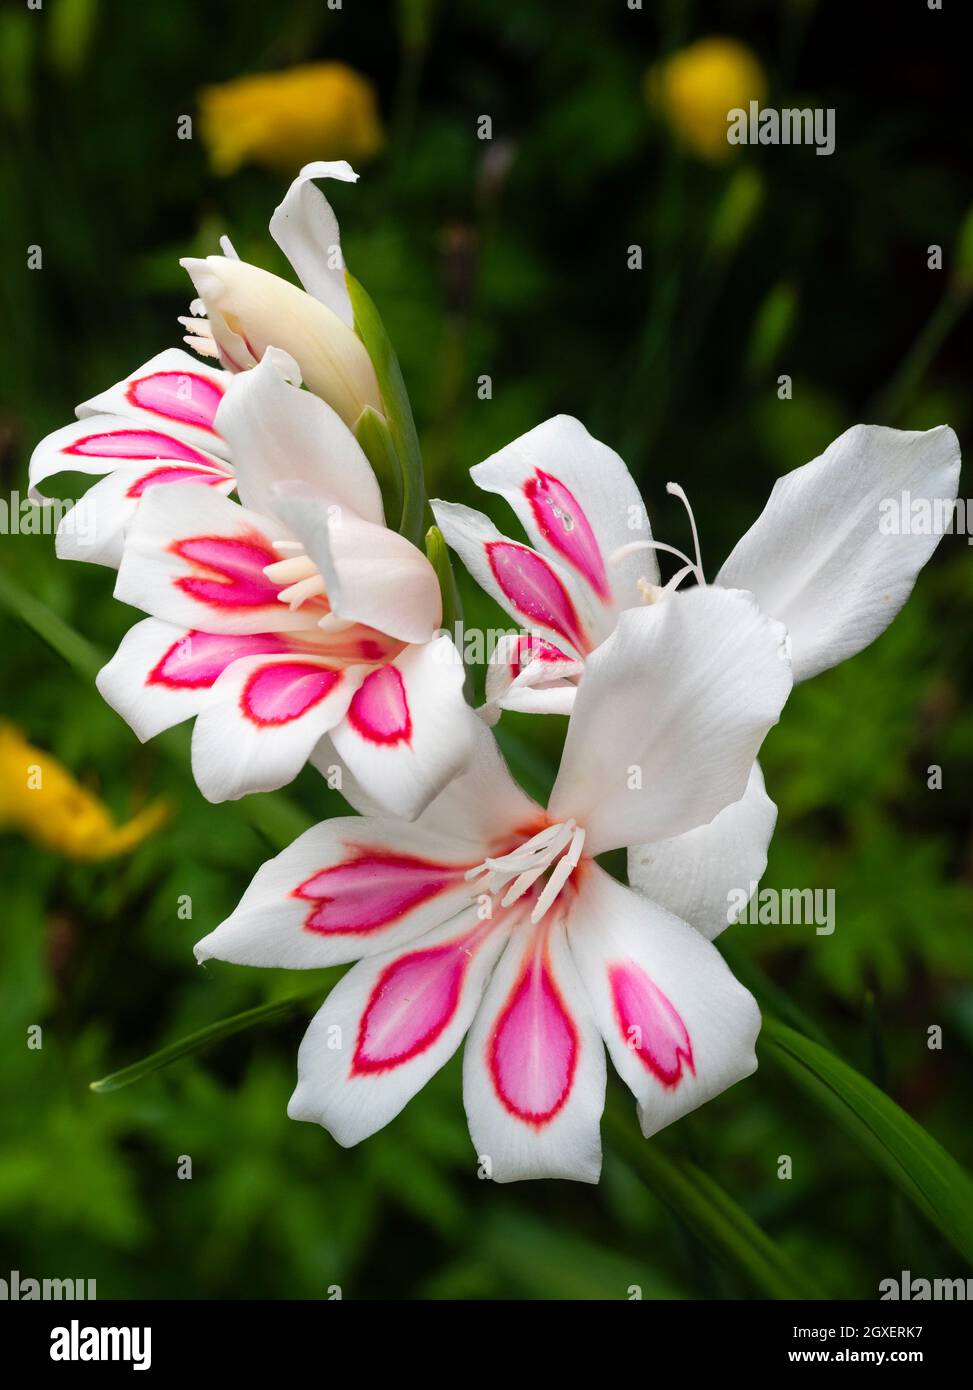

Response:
(466, 820), (586, 923)
(607, 481), (706, 598)
(666, 481), (704, 583)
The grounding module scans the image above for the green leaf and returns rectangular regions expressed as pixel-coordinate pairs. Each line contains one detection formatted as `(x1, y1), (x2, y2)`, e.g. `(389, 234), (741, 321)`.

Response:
(603, 1100), (824, 1299)
(0, 566), (102, 681)
(761, 1016), (973, 1265)
(89, 991), (322, 1094)
(346, 271), (426, 545)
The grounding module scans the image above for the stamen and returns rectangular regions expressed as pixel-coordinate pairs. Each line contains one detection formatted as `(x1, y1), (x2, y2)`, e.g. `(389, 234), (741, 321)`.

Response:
(465, 820), (584, 920)
(262, 550), (328, 612)
(609, 538), (698, 572)
(500, 822), (576, 906)
(178, 315), (215, 339)
(665, 481), (705, 584)
(279, 575), (327, 610)
(661, 562), (696, 595)
(263, 555), (317, 585)
(531, 826), (585, 923)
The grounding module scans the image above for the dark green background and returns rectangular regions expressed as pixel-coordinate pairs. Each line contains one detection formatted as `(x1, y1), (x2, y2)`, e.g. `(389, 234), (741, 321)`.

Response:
(1, 0), (971, 1299)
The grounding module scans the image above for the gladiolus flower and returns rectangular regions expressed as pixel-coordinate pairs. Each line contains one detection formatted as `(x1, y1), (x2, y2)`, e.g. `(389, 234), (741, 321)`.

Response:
(180, 162), (383, 429)
(29, 166), (385, 562)
(432, 414), (961, 935)
(29, 349), (235, 567)
(199, 63), (385, 177)
(647, 36), (767, 163)
(195, 586), (793, 1182)
(0, 722), (168, 861)
(95, 352), (473, 815)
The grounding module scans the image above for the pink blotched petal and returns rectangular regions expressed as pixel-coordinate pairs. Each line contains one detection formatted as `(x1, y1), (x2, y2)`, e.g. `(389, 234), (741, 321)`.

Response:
(286, 910), (509, 1144)
(430, 501), (591, 660)
(566, 864), (760, 1140)
(195, 818), (482, 969)
(114, 483), (319, 634)
(328, 635), (478, 822)
(463, 917), (605, 1183)
(75, 348), (232, 458)
(190, 653), (362, 802)
(469, 415), (656, 621)
(96, 618), (297, 742)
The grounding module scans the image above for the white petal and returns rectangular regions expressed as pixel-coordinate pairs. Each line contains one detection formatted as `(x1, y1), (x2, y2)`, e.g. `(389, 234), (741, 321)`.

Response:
(330, 635), (477, 820)
(484, 632), (582, 720)
(431, 499), (593, 658)
(53, 460), (234, 569)
(195, 816), (483, 969)
(97, 618), (332, 745)
(272, 482), (441, 644)
(471, 414), (656, 616)
(415, 714), (542, 848)
(215, 349), (383, 524)
(28, 412), (231, 506)
(567, 864), (760, 1138)
(548, 585), (792, 855)
(627, 762), (777, 940)
(715, 424), (961, 682)
(98, 618), (225, 740)
(74, 348), (232, 458)
(287, 909), (510, 1146)
(114, 483), (316, 634)
(190, 654), (363, 802)
(268, 161), (359, 327)
(462, 915), (605, 1183)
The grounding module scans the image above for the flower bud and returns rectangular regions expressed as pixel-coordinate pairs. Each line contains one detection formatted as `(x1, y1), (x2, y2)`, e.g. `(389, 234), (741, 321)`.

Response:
(181, 255), (384, 428)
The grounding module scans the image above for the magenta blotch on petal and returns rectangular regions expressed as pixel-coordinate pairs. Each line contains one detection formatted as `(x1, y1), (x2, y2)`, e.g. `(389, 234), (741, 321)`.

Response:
(127, 370), (225, 435)
(608, 961), (695, 1087)
(240, 661), (341, 725)
(486, 541), (588, 652)
(524, 469), (610, 601)
(488, 944), (579, 1124)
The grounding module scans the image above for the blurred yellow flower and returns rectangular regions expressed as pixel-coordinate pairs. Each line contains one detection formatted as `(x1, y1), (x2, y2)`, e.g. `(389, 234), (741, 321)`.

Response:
(647, 37), (767, 163)
(0, 722), (168, 861)
(199, 63), (385, 177)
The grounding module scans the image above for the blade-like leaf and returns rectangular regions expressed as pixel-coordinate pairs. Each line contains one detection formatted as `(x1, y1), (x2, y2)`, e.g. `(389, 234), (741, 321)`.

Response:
(346, 271), (427, 545)
(603, 1100), (825, 1299)
(761, 1016), (973, 1265)
(90, 991), (323, 1094)
(0, 566), (102, 680)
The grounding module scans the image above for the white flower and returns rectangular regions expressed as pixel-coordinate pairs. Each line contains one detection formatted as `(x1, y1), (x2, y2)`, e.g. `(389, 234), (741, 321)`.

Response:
(195, 585), (793, 1183)
(431, 414), (961, 936)
(28, 348), (235, 567)
(27, 165), (384, 567)
(95, 351), (472, 815)
(180, 161), (382, 428)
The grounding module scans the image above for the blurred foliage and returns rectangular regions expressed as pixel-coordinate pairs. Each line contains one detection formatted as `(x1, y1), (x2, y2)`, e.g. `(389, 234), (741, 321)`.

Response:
(1, 0), (971, 1300)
